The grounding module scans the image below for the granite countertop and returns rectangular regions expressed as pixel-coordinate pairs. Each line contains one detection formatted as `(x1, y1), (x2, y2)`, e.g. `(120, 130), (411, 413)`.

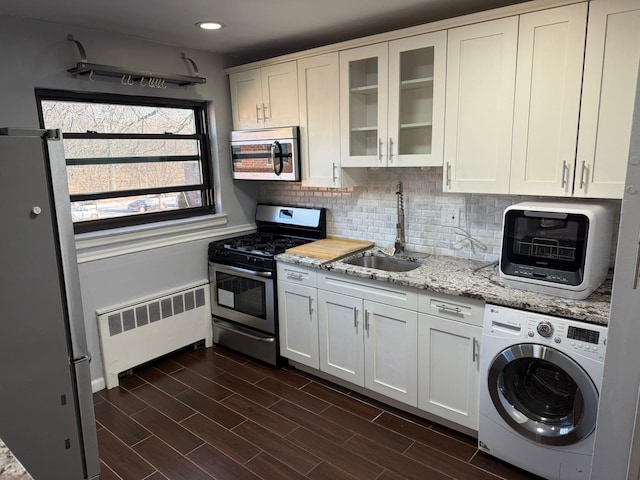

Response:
(0, 439), (32, 480)
(276, 247), (612, 326)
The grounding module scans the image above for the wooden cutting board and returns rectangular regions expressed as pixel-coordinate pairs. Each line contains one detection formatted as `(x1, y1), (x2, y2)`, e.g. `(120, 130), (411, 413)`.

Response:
(286, 237), (374, 261)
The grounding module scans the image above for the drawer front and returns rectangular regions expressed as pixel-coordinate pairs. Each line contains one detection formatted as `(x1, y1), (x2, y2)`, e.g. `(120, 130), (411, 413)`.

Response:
(277, 263), (317, 287)
(318, 272), (418, 310)
(418, 291), (484, 327)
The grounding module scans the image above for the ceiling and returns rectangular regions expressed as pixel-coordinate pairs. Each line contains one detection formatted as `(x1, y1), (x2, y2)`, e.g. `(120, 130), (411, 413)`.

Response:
(0, 0), (530, 66)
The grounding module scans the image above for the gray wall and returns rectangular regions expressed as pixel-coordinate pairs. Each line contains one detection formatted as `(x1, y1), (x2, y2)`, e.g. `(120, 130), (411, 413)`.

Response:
(0, 15), (260, 385)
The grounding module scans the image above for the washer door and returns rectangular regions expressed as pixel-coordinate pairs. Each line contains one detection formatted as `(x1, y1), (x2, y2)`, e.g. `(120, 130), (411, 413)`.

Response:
(487, 343), (598, 446)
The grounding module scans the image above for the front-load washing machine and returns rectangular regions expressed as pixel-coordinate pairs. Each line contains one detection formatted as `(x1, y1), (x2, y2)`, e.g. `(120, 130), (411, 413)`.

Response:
(479, 305), (607, 480)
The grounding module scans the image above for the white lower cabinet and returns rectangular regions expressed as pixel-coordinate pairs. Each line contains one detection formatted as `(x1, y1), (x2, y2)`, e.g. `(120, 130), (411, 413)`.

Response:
(417, 292), (483, 430)
(317, 290), (365, 385)
(277, 264), (319, 368)
(277, 264), (484, 429)
(364, 300), (418, 406)
(318, 289), (418, 406)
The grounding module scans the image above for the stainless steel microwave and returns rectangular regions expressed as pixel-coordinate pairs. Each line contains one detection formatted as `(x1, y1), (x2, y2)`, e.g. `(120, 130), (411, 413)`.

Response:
(230, 126), (300, 181)
(500, 201), (614, 299)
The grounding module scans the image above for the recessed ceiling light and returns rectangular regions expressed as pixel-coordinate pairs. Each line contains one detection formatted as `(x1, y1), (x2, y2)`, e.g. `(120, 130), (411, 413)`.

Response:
(196, 21), (225, 30)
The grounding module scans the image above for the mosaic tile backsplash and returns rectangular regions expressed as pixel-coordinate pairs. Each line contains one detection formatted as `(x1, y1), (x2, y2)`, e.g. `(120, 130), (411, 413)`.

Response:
(260, 167), (621, 265)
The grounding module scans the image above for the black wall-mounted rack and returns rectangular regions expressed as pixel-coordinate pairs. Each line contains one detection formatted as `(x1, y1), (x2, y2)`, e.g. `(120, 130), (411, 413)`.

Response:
(66, 34), (206, 87)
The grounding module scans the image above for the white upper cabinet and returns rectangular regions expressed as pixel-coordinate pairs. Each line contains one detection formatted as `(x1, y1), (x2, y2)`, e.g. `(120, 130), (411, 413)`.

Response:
(509, 3), (588, 196)
(297, 53), (363, 188)
(444, 17), (518, 194)
(446, 1), (638, 198)
(340, 31), (446, 168)
(388, 33), (447, 167)
(229, 62), (299, 130)
(298, 53), (340, 187)
(340, 43), (390, 167)
(575, 0), (640, 199)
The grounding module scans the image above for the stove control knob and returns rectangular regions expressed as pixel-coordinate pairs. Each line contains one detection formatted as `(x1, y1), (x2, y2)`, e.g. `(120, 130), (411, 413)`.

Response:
(537, 321), (554, 338)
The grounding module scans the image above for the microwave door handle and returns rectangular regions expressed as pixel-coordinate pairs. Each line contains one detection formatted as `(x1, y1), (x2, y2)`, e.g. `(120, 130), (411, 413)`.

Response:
(272, 140), (284, 176)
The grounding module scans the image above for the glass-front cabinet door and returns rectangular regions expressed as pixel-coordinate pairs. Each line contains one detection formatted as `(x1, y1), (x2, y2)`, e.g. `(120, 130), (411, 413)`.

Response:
(340, 32), (446, 168)
(388, 31), (446, 167)
(340, 43), (389, 167)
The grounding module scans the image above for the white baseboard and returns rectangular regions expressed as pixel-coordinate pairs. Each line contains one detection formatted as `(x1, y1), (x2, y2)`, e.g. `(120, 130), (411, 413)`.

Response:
(92, 377), (105, 393)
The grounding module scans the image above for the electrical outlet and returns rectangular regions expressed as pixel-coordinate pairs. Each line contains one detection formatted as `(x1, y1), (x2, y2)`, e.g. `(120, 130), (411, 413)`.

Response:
(441, 207), (460, 227)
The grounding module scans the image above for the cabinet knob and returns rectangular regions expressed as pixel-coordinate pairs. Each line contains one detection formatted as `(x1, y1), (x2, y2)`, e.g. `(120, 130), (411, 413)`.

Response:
(31, 206), (42, 216)
(626, 185), (638, 195)
(629, 156), (640, 166)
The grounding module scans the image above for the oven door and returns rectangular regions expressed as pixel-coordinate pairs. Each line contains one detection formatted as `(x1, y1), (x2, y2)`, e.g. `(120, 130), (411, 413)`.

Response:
(208, 262), (275, 334)
(501, 209), (589, 286)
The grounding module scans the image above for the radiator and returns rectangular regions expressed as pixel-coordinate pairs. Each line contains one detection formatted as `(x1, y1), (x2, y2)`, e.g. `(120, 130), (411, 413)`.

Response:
(96, 282), (212, 389)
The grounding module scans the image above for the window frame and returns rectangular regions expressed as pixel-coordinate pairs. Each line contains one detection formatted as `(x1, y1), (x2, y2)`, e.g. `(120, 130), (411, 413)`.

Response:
(35, 89), (215, 234)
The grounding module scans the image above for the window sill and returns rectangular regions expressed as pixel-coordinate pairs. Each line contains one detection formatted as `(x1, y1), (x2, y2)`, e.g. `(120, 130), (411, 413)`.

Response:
(75, 213), (252, 263)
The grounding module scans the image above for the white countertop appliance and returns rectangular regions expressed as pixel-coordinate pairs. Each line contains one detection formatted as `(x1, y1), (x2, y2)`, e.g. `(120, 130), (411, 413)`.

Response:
(479, 305), (607, 479)
(500, 201), (613, 299)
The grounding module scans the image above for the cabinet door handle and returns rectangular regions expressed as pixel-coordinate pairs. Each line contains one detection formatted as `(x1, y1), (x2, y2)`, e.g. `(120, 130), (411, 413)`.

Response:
(388, 138), (393, 163)
(472, 337), (479, 363)
(561, 160), (569, 189)
(446, 162), (452, 189)
(256, 104), (263, 122)
(263, 103), (270, 120)
(332, 162), (337, 183)
(353, 307), (358, 329)
(364, 310), (370, 336)
(579, 161), (588, 190)
(378, 138), (383, 163)
(308, 297), (313, 316)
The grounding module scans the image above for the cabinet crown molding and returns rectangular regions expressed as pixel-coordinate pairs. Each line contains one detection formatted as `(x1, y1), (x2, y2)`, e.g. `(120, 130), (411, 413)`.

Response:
(224, 0), (585, 73)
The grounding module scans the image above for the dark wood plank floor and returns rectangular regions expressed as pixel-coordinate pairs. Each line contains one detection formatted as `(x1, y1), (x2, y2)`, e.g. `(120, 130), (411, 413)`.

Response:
(93, 345), (543, 480)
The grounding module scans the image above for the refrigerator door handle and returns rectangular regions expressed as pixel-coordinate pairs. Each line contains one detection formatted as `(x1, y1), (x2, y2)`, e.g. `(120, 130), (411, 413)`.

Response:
(72, 353), (92, 364)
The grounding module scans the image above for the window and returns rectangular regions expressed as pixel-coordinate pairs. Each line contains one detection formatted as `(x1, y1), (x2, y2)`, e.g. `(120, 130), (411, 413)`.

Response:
(36, 90), (215, 233)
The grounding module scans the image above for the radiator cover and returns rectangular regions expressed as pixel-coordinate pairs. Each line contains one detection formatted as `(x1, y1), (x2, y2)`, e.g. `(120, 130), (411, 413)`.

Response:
(96, 282), (212, 389)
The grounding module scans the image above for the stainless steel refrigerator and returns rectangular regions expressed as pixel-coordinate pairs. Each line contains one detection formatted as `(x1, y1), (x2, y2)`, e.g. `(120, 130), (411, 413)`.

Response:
(0, 128), (100, 479)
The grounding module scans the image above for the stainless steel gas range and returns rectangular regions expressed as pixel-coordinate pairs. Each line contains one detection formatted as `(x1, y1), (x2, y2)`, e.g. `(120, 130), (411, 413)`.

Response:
(208, 204), (326, 365)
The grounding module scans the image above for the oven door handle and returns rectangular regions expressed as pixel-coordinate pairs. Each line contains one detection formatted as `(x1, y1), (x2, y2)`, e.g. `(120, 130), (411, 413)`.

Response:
(210, 262), (273, 278)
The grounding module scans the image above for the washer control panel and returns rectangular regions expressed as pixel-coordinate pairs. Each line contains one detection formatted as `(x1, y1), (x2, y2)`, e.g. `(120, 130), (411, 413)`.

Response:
(485, 304), (607, 362)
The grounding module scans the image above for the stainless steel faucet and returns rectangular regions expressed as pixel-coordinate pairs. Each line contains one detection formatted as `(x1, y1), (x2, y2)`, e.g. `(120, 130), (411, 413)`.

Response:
(394, 181), (406, 255)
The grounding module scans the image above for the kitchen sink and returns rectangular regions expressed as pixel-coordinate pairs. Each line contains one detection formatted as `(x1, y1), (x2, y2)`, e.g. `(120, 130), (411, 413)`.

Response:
(343, 254), (422, 272)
